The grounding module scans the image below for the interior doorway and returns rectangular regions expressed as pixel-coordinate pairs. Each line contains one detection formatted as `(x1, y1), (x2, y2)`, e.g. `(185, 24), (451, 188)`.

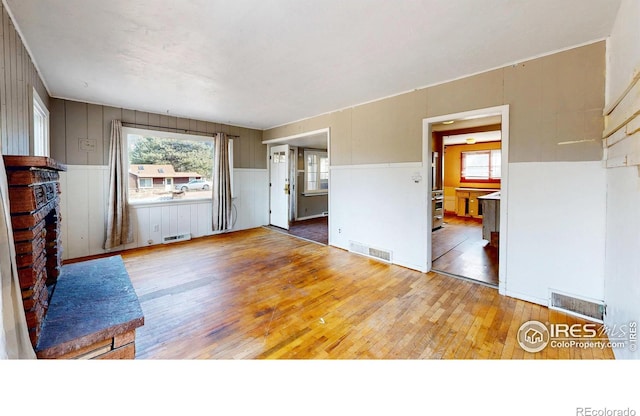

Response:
(263, 129), (330, 246)
(424, 106), (509, 291)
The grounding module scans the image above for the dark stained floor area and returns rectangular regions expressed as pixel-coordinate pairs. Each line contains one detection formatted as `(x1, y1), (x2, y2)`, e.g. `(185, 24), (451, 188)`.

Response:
(432, 213), (499, 286)
(267, 216), (328, 245)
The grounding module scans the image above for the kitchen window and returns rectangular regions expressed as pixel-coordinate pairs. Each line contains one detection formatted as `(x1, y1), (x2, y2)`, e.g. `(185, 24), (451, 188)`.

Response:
(461, 149), (501, 182)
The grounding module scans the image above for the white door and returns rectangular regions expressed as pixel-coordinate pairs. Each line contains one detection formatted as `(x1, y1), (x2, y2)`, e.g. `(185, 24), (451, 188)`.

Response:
(270, 144), (290, 229)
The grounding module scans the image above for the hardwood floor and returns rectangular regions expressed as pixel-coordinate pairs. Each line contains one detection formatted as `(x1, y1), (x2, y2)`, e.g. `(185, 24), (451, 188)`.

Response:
(121, 227), (614, 359)
(432, 213), (499, 286)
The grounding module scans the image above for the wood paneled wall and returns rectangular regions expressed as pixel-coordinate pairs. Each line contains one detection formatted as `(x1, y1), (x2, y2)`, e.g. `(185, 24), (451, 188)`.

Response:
(50, 98), (267, 169)
(0, 4), (49, 156)
(264, 42), (606, 165)
(602, 74), (640, 168)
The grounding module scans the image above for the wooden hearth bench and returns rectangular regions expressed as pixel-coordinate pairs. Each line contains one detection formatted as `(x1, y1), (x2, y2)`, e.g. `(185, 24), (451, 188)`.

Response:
(35, 256), (144, 359)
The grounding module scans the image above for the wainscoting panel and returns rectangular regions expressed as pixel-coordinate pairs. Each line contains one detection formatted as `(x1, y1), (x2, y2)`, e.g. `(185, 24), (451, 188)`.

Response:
(60, 166), (268, 260)
(505, 161), (606, 305)
(329, 163), (428, 272)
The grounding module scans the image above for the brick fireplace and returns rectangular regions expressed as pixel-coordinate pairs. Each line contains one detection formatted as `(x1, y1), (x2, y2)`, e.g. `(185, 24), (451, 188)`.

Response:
(4, 155), (144, 359)
(3, 155), (65, 347)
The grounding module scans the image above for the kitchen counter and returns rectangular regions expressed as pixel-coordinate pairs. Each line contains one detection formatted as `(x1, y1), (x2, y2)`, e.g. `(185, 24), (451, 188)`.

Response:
(478, 192), (500, 246)
(478, 191), (500, 200)
(454, 188), (497, 218)
(455, 187), (497, 192)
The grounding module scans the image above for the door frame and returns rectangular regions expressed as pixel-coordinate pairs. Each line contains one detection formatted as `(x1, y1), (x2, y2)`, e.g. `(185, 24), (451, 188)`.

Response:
(263, 128), (331, 244)
(289, 146), (297, 222)
(422, 105), (509, 295)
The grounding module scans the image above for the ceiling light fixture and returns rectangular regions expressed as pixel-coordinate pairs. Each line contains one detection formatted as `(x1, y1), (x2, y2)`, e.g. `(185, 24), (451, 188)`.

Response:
(442, 120), (454, 125)
(466, 138), (476, 144)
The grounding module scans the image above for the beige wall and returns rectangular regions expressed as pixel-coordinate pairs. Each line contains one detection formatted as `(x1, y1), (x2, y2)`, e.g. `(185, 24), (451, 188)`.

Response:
(49, 98), (266, 169)
(264, 41), (605, 165)
(0, 4), (50, 156)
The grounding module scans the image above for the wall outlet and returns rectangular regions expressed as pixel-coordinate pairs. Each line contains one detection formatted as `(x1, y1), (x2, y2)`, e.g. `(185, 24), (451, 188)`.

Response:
(153, 224), (160, 232)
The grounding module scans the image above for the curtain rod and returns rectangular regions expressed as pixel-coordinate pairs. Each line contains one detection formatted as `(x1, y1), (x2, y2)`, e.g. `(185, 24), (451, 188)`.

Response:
(121, 122), (240, 138)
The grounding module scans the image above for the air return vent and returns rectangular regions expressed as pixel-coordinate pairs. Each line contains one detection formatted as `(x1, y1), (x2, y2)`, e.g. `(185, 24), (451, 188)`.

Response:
(349, 241), (392, 263)
(549, 290), (605, 323)
(162, 233), (192, 244)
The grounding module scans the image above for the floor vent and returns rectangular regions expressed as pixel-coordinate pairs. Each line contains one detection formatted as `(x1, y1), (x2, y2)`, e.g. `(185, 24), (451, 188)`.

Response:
(162, 233), (192, 244)
(349, 241), (392, 263)
(550, 290), (605, 322)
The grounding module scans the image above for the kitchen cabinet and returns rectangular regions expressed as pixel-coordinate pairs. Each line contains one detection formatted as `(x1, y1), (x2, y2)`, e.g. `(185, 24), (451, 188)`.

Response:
(455, 188), (495, 218)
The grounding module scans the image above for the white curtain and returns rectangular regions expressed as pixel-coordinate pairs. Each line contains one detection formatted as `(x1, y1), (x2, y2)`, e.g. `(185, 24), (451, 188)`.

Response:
(0, 154), (36, 359)
(104, 120), (133, 249)
(212, 133), (232, 231)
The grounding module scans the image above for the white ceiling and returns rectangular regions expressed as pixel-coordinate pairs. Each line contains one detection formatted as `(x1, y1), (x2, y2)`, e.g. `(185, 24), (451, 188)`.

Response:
(263, 131), (328, 150)
(443, 130), (501, 146)
(5, 0), (621, 130)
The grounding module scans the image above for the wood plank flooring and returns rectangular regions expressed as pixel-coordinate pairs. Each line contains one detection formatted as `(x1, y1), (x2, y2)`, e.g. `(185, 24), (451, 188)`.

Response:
(121, 227), (614, 359)
(432, 213), (499, 286)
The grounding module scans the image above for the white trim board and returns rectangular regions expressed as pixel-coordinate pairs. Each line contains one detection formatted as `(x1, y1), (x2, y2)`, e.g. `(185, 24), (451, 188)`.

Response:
(330, 162), (422, 170)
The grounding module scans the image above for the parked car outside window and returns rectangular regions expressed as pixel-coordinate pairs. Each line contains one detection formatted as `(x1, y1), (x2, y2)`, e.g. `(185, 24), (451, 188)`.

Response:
(176, 179), (212, 191)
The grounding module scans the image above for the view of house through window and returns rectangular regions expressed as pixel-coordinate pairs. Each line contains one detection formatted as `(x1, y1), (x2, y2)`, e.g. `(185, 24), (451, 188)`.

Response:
(304, 150), (328, 194)
(461, 149), (501, 182)
(124, 127), (232, 203)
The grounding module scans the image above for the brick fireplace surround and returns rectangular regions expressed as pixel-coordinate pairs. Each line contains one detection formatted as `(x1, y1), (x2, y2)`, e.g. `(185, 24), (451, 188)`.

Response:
(3, 155), (143, 359)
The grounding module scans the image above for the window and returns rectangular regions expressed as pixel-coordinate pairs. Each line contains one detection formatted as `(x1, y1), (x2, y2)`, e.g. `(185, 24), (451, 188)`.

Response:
(139, 178), (153, 188)
(123, 127), (233, 203)
(32, 88), (49, 157)
(304, 149), (329, 194)
(461, 149), (501, 182)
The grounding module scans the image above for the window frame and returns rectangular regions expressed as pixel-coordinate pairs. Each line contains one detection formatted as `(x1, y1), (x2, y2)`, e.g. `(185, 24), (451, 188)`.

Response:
(460, 149), (501, 183)
(303, 149), (329, 195)
(123, 126), (233, 205)
(32, 88), (50, 157)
